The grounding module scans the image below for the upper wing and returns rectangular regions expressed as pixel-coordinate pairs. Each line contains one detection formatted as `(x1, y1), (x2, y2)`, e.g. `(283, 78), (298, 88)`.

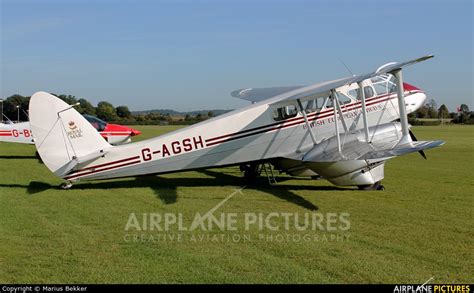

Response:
(272, 54), (434, 105)
(231, 55), (434, 105)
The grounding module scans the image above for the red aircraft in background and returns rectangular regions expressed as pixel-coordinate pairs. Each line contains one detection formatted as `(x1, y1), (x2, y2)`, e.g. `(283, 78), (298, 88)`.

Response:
(83, 115), (141, 145)
(1, 114), (141, 145)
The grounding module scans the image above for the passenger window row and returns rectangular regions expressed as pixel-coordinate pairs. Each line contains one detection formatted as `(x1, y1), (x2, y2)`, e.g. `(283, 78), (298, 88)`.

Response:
(272, 91), (356, 121)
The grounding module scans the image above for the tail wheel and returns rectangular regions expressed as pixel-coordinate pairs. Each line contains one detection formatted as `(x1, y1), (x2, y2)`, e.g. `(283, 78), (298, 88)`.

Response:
(358, 181), (384, 191)
(60, 181), (73, 190)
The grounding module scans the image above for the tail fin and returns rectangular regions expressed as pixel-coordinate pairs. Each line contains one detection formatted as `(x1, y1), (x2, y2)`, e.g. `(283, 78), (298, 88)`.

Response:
(29, 92), (111, 177)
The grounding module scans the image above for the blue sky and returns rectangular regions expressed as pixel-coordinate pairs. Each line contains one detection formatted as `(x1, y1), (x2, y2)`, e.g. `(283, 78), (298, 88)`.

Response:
(1, 0), (472, 112)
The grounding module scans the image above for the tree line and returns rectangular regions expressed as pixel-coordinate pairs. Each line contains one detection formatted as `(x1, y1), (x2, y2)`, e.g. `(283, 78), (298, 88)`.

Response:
(408, 99), (473, 125)
(0, 94), (214, 125)
(1, 94), (472, 125)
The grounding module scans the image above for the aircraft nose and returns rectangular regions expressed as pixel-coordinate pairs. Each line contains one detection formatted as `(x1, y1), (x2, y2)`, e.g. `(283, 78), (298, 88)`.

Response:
(105, 123), (142, 137)
(129, 127), (142, 136)
(402, 82), (426, 114)
(404, 91), (426, 114)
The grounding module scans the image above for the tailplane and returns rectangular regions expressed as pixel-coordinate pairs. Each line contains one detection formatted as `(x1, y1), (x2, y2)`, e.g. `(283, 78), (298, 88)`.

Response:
(29, 92), (112, 177)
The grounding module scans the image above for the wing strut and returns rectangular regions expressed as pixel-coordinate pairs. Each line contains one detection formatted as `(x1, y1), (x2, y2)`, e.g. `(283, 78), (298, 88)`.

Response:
(392, 69), (410, 144)
(330, 90), (345, 159)
(334, 97), (348, 133)
(297, 99), (318, 146)
(358, 81), (370, 143)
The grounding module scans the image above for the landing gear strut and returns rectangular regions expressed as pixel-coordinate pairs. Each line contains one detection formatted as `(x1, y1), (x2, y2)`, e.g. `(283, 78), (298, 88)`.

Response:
(240, 163), (260, 184)
(60, 181), (73, 190)
(357, 181), (385, 191)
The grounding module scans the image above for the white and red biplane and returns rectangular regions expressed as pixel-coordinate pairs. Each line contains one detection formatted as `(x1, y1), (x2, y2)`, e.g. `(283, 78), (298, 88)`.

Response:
(28, 55), (444, 190)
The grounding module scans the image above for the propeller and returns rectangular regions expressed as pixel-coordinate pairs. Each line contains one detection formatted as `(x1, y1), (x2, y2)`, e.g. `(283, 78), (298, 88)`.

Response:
(409, 129), (427, 159)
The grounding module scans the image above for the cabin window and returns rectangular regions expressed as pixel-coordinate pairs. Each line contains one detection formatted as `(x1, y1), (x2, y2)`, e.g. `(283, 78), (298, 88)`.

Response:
(373, 83), (388, 95)
(387, 75), (397, 93)
(349, 75), (397, 99)
(372, 74), (398, 96)
(316, 96), (327, 109)
(337, 92), (352, 104)
(324, 92), (352, 108)
(302, 96), (326, 113)
(348, 89), (359, 99)
(272, 104), (298, 121)
(348, 86), (378, 100)
(364, 86), (375, 98)
(305, 99), (315, 112)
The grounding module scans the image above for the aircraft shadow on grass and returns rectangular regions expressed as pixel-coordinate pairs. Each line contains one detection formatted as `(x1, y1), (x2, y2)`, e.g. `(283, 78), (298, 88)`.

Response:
(1, 170), (353, 211)
(0, 155), (38, 159)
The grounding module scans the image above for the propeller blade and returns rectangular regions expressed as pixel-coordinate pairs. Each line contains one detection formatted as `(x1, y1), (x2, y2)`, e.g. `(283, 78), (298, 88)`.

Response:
(409, 129), (427, 159)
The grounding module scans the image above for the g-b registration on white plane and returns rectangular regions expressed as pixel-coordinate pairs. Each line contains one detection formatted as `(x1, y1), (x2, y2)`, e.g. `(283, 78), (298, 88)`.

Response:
(29, 55), (444, 190)
(0, 116), (141, 145)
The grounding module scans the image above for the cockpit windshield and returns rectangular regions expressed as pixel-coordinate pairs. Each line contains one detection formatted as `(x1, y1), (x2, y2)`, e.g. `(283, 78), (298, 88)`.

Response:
(370, 74), (397, 96)
(83, 114), (107, 131)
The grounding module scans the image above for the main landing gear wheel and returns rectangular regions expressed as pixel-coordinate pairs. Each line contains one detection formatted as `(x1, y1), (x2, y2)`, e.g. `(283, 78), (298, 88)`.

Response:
(357, 181), (385, 191)
(60, 181), (73, 190)
(240, 163), (260, 184)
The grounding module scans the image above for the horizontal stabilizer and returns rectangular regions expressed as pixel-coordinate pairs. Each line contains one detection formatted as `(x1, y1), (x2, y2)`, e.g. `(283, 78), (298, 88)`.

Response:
(54, 160), (78, 177)
(360, 140), (445, 160)
(53, 149), (109, 177)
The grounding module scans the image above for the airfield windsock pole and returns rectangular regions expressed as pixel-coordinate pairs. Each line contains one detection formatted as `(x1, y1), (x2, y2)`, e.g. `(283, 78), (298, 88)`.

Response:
(0, 99), (3, 123)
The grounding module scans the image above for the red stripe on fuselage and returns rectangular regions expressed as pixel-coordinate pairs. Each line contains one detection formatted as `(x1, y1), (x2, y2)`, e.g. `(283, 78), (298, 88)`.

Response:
(65, 159), (141, 180)
(205, 92), (396, 144)
(205, 92), (407, 147)
(67, 155), (140, 177)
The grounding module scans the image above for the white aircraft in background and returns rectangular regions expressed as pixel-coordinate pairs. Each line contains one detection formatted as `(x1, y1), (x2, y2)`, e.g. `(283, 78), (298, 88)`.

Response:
(29, 55), (444, 190)
(0, 121), (35, 144)
(0, 115), (141, 145)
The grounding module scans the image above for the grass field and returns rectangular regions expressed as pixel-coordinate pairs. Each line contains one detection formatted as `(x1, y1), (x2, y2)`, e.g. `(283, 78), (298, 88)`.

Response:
(0, 125), (472, 284)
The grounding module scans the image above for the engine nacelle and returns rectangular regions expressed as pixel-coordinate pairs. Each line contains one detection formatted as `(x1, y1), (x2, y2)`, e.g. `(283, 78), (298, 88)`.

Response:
(302, 122), (403, 186)
(304, 160), (385, 186)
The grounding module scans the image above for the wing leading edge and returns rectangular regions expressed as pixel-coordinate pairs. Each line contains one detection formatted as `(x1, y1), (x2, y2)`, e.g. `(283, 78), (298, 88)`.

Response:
(231, 55), (434, 105)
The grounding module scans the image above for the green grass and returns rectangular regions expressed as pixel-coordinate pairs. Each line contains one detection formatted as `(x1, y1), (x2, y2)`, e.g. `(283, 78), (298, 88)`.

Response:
(0, 125), (472, 283)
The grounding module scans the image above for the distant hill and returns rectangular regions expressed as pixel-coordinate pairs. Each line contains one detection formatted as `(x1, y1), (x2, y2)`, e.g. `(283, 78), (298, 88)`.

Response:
(131, 109), (232, 116)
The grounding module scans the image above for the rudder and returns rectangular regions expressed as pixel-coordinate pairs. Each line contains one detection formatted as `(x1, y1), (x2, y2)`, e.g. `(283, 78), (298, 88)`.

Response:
(29, 92), (111, 177)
